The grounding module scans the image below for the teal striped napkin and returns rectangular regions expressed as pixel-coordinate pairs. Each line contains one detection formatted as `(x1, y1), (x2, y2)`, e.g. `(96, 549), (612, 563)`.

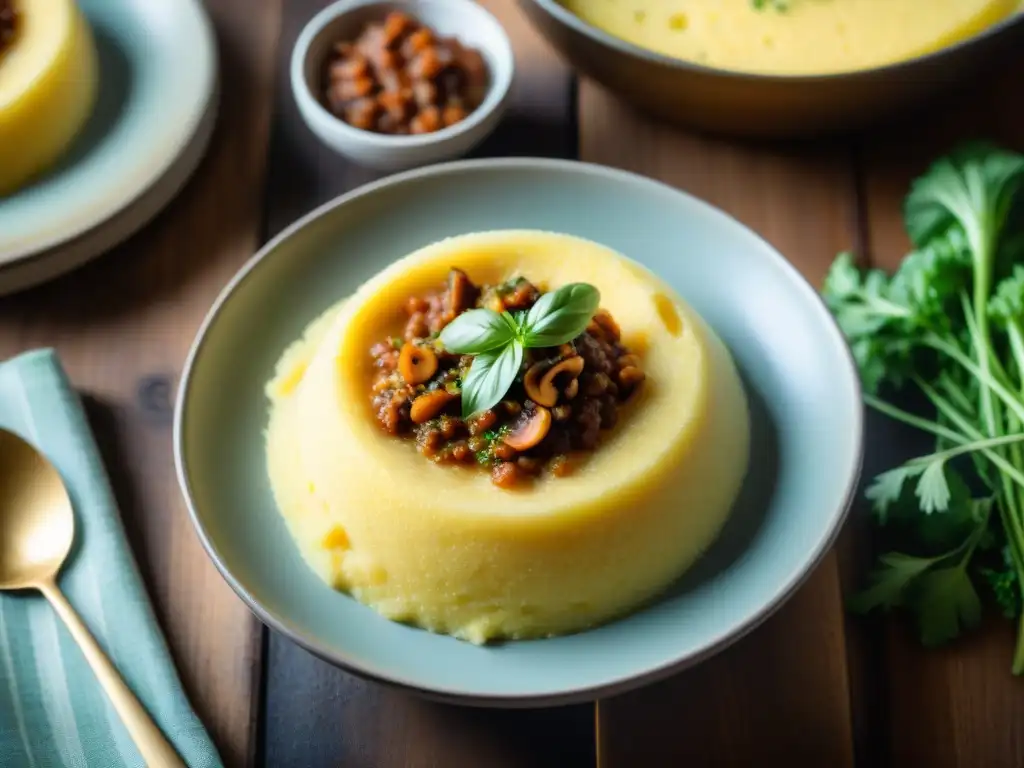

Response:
(0, 349), (223, 768)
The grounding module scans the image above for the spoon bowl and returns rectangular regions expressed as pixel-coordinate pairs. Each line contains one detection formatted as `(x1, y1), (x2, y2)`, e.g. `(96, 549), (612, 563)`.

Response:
(0, 430), (75, 589)
(0, 427), (186, 766)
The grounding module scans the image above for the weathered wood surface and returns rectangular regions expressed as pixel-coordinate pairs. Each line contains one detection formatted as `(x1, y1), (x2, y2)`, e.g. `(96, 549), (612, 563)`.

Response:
(1, 1), (1021, 765)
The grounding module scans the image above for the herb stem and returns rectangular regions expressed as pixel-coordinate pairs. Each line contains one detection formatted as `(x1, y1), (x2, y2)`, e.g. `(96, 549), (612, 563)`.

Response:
(924, 334), (1024, 425)
(1005, 321), (1024, 673)
(1015, 615), (1024, 674)
(866, 296), (914, 318)
(862, 394), (968, 444)
(916, 377), (1024, 617)
(909, 432), (1024, 465)
(937, 372), (975, 418)
(915, 378), (1024, 490)
(969, 217), (998, 436)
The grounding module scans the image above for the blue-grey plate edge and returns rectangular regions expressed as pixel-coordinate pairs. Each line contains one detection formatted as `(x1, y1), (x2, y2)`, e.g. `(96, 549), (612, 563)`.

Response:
(0, 0), (218, 262)
(173, 157), (865, 707)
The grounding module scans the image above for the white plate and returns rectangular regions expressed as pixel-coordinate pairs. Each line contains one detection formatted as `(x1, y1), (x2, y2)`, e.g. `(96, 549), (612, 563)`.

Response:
(0, 0), (218, 265)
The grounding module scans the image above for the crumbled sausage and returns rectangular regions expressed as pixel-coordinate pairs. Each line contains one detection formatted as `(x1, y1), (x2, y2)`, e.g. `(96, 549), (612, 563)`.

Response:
(321, 11), (489, 136)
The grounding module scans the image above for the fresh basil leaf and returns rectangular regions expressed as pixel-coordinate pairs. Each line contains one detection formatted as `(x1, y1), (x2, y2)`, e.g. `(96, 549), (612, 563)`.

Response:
(439, 309), (516, 354)
(511, 310), (529, 334)
(461, 342), (523, 418)
(522, 283), (600, 348)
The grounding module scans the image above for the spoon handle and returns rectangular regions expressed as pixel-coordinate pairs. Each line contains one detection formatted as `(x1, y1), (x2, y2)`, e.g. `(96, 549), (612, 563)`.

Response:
(39, 579), (187, 768)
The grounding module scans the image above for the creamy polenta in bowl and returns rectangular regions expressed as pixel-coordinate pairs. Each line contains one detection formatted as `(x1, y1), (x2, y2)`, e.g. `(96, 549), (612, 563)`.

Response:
(559, 0), (1022, 76)
(265, 231), (750, 643)
(518, 0), (1024, 134)
(176, 159), (862, 703)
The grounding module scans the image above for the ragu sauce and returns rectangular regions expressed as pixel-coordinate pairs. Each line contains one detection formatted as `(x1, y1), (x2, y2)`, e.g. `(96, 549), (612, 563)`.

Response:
(322, 11), (489, 136)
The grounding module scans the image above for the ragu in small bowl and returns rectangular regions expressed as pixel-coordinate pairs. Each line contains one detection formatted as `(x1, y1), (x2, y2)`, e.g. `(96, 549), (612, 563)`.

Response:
(291, 0), (514, 171)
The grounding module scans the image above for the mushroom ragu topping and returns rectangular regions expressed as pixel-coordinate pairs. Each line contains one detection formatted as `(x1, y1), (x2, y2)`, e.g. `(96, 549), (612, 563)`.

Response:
(368, 269), (647, 488)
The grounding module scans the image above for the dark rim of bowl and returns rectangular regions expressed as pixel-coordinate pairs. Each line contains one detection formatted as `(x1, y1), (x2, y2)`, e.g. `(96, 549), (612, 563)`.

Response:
(173, 157), (865, 707)
(524, 0), (1024, 83)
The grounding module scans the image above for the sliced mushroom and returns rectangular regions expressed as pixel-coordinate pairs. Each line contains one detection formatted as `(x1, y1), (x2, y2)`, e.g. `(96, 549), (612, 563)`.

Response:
(398, 343), (438, 384)
(410, 390), (457, 423)
(503, 407), (552, 451)
(524, 356), (585, 407)
(589, 309), (621, 341)
(523, 362), (552, 407)
(618, 366), (646, 392)
(617, 354), (642, 370)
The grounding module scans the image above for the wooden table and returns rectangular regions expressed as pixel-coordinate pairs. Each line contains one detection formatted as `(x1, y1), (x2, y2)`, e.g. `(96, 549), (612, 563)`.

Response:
(2, 1), (1023, 765)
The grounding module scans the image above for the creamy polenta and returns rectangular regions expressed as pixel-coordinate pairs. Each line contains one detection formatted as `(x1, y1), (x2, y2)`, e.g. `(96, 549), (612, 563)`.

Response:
(265, 231), (750, 643)
(0, 0), (98, 196)
(560, 0), (1022, 75)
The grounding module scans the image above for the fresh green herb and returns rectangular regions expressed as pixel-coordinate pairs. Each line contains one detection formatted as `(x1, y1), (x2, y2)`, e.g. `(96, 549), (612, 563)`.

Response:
(981, 545), (1022, 619)
(439, 283), (600, 418)
(522, 283), (601, 348)
(435, 308), (517, 355)
(496, 276), (529, 297)
(459, 342), (524, 419)
(824, 142), (1024, 672)
(751, 0), (790, 11)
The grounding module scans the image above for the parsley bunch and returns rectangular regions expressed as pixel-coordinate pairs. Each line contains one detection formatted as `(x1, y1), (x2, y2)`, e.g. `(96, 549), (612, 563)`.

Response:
(823, 143), (1024, 672)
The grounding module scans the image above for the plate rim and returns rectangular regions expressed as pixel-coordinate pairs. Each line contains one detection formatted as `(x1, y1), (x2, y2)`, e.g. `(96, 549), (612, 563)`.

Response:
(173, 157), (865, 706)
(0, 0), (218, 263)
(0, 82), (219, 296)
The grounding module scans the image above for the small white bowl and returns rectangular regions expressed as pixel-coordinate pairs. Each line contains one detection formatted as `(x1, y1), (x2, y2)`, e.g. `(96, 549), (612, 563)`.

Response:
(291, 0), (514, 172)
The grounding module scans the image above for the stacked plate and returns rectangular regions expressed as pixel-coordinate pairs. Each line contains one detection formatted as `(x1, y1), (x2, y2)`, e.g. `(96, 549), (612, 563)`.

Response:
(0, 0), (219, 295)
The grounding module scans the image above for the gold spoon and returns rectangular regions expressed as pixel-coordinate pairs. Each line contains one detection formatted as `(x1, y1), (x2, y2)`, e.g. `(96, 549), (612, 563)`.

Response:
(0, 428), (186, 767)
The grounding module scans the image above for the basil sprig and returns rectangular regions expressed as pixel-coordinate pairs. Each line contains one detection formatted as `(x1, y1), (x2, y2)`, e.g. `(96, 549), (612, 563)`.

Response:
(439, 282), (600, 418)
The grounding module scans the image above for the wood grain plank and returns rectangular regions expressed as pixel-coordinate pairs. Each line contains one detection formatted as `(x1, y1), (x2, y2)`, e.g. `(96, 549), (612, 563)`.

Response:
(579, 85), (864, 767)
(857, 55), (1024, 768)
(0, 1), (282, 765)
(258, 2), (593, 767)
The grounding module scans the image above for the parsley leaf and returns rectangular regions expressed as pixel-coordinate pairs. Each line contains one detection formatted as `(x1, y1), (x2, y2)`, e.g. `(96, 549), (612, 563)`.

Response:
(848, 551), (937, 614)
(911, 565), (983, 647)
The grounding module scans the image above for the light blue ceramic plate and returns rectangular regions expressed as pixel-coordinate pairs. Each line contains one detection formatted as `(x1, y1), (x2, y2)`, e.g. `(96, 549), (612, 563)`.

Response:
(0, 0), (216, 263)
(175, 159), (864, 706)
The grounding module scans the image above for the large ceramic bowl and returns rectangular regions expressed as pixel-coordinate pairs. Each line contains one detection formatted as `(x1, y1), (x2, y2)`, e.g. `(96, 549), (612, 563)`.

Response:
(174, 159), (863, 706)
(517, 0), (1024, 137)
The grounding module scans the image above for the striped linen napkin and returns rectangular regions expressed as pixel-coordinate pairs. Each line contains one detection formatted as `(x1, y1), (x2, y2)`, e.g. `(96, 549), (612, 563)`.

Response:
(0, 349), (222, 768)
